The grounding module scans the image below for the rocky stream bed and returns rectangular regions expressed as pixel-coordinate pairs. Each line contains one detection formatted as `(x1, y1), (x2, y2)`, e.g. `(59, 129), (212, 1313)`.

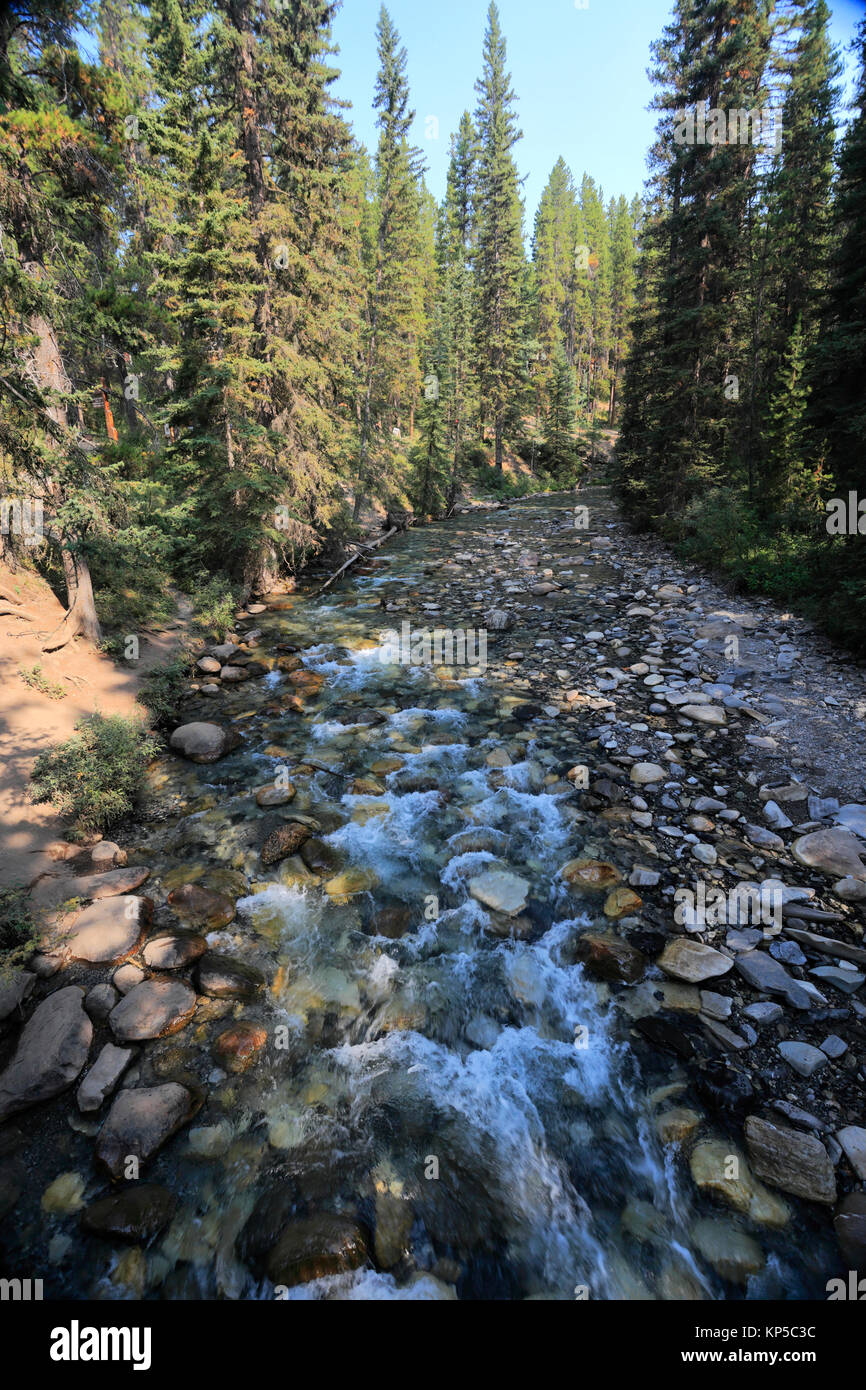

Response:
(1, 485), (865, 1301)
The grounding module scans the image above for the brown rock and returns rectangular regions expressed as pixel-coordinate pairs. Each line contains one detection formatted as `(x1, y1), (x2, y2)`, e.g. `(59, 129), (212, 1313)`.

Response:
(560, 859), (622, 893)
(574, 932), (646, 983)
(213, 1023), (268, 1074)
(261, 824), (311, 866)
(167, 883), (236, 931)
(109, 979), (197, 1042)
(95, 1083), (195, 1178)
(265, 1214), (368, 1288)
(744, 1115), (836, 1206)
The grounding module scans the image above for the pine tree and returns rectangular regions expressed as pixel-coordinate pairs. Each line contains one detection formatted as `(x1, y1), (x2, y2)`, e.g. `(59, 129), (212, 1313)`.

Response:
(544, 343), (579, 479)
(810, 17), (866, 501)
(355, 5), (425, 519)
(618, 0), (775, 524)
(473, 2), (525, 470)
(607, 194), (637, 424)
(751, 0), (839, 497)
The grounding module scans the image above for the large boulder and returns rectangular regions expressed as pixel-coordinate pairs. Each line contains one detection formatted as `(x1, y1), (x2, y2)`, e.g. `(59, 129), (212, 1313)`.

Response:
(744, 1115), (836, 1205)
(265, 1214), (369, 1288)
(0, 987), (92, 1121)
(62, 896), (151, 965)
(109, 979), (197, 1042)
(33, 866), (151, 914)
(791, 827), (866, 881)
(169, 722), (239, 764)
(95, 1083), (196, 1178)
(0, 970), (35, 1022)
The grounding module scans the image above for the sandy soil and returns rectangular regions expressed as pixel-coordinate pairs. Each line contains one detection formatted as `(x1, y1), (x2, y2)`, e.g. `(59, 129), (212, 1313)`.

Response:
(0, 563), (187, 888)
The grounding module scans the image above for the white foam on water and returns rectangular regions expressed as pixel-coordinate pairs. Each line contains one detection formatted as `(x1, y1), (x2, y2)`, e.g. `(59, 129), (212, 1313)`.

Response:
(386, 706), (469, 730)
(330, 1025), (613, 1293)
(441, 850), (498, 891)
(329, 790), (444, 880)
(463, 787), (571, 860)
(276, 1268), (456, 1300)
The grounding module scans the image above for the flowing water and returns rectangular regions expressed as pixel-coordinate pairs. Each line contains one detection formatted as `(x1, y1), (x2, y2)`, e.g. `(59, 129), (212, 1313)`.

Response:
(11, 495), (838, 1300)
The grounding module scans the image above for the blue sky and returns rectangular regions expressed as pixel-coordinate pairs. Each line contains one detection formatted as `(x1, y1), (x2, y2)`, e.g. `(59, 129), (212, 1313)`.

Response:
(330, 0), (865, 225)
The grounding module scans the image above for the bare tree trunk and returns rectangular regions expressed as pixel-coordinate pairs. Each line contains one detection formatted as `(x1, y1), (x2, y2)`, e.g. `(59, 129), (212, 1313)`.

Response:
(43, 541), (102, 650)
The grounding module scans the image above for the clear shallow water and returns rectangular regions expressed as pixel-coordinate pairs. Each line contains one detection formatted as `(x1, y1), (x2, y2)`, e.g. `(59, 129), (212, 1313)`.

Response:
(11, 496), (839, 1300)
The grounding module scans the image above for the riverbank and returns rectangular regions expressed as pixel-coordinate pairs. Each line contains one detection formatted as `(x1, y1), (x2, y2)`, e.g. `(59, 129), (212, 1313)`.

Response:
(1, 485), (864, 1299)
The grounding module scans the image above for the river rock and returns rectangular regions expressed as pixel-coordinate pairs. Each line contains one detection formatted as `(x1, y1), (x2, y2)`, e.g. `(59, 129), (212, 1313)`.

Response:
(109, 979), (197, 1042)
(659, 939), (733, 983)
(64, 896), (151, 964)
(95, 1083), (195, 1178)
(0, 970), (35, 1022)
(791, 827), (866, 880)
(837, 1126), (866, 1181)
(167, 883), (236, 931)
(256, 783), (296, 807)
(90, 841), (127, 871)
(142, 932), (206, 970)
(810, 964), (865, 994)
(690, 1218), (765, 1284)
(689, 1140), (789, 1226)
(778, 1041), (828, 1078)
(113, 963), (145, 994)
(560, 859), (622, 893)
(84, 983), (118, 1022)
(744, 1115), (836, 1205)
(485, 609), (514, 631)
(374, 1191), (414, 1269)
(0, 987), (92, 1122)
(679, 705), (726, 725)
(261, 824), (311, 866)
(630, 762), (667, 786)
(468, 869), (529, 916)
(33, 865), (151, 913)
(195, 953), (264, 1000)
(77, 1043), (133, 1112)
(169, 722), (238, 764)
(213, 1023), (268, 1074)
(835, 804), (866, 839)
(265, 1214), (369, 1288)
(574, 932), (646, 983)
(734, 951), (813, 1010)
(604, 886), (642, 918)
(834, 1192), (866, 1269)
(656, 1107), (702, 1145)
(81, 1183), (177, 1243)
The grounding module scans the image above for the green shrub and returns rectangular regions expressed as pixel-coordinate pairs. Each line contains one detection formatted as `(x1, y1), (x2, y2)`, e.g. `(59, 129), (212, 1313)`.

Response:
(29, 713), (160, 834)
(19, 663), (67, 700)
(190, 573), (241, 641)
(137, 651), (193, 726)
(0, 886), (42, 975)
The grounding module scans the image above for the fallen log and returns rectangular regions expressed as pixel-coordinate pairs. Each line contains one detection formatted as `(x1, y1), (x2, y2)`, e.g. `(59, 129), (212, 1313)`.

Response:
(319, 527), (397, 593)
